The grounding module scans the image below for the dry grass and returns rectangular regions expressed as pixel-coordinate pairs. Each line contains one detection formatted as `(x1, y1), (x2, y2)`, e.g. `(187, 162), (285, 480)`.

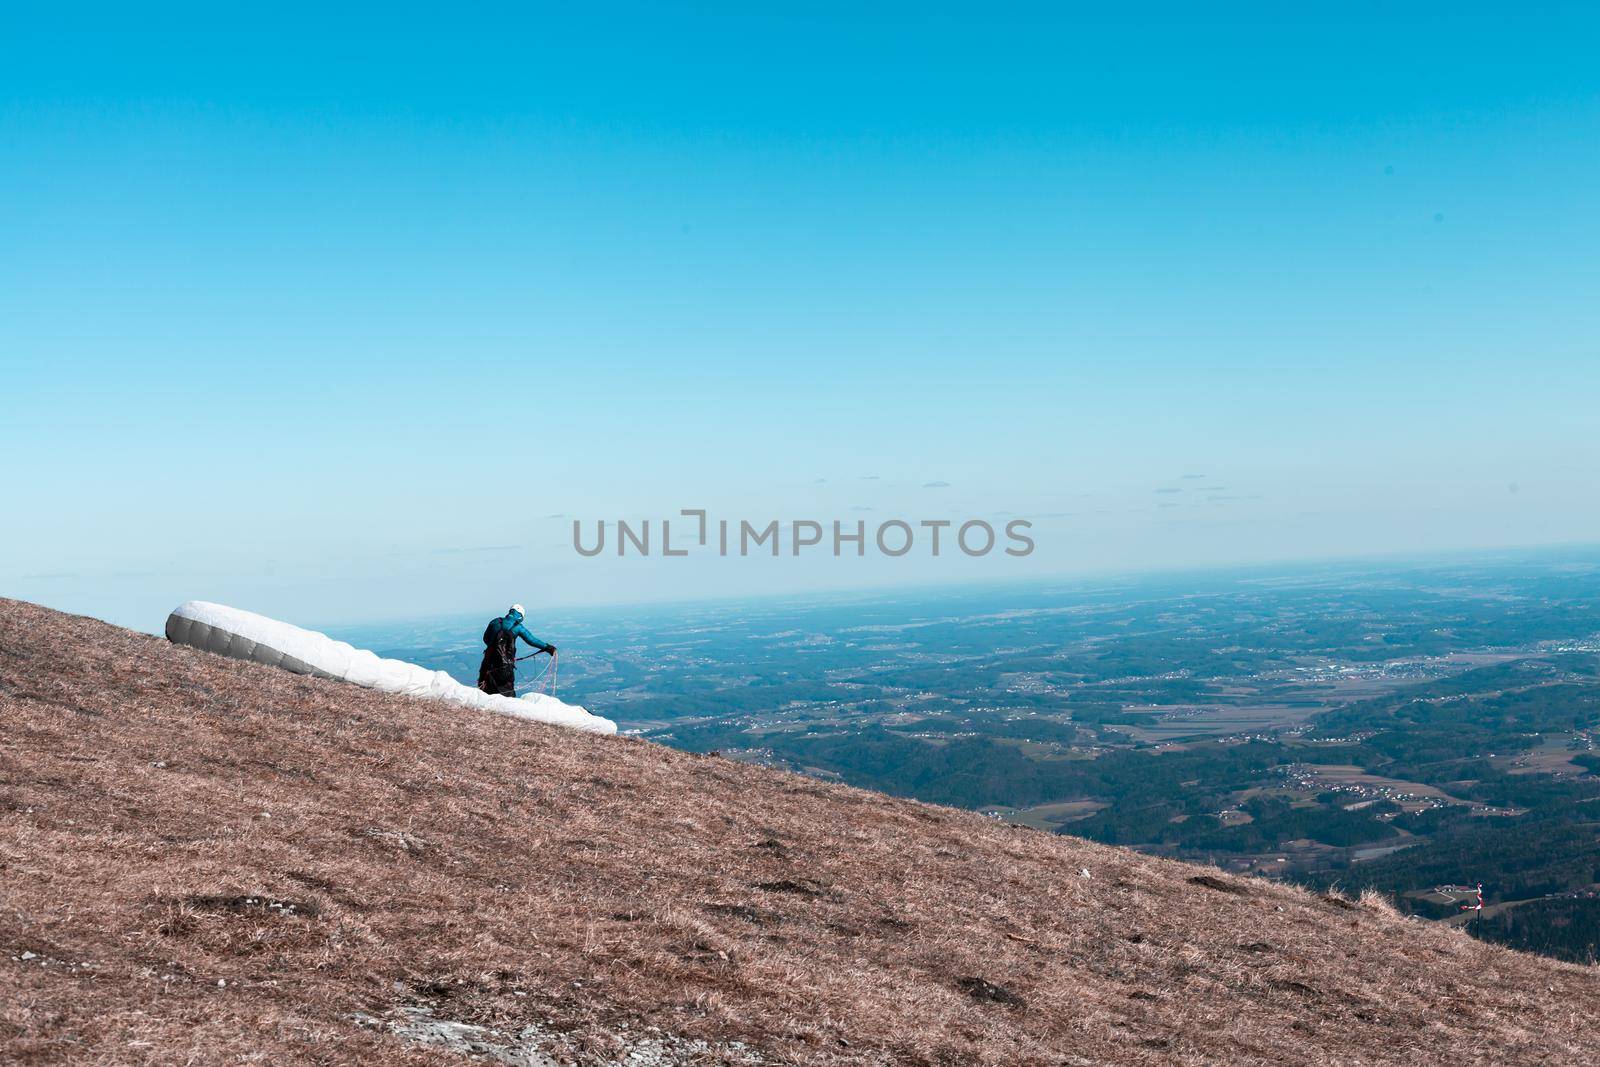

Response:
(1, 597), (1595, 1065)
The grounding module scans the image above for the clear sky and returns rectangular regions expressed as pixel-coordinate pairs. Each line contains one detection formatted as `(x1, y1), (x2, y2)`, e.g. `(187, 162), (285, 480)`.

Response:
(3, 4), (1598, 630)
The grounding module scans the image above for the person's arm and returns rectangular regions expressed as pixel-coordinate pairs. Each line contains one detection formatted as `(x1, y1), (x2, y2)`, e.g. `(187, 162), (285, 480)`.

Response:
(512, 621), (556, 654)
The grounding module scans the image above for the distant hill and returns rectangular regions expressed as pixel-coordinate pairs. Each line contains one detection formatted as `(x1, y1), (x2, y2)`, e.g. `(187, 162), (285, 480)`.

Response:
(2, 597), (1595, 1065)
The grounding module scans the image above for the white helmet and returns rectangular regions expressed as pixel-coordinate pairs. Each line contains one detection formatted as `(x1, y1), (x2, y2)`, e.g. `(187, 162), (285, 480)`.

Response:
(510, 603), (525, 616)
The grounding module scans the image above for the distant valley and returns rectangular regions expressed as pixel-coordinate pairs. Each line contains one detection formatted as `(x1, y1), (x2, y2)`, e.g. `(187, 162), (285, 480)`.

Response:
(347, 549), (1600, 963)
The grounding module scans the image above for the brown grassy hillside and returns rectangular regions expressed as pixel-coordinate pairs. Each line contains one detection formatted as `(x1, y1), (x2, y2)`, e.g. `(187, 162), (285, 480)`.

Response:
(1, 597), (1595, 1065)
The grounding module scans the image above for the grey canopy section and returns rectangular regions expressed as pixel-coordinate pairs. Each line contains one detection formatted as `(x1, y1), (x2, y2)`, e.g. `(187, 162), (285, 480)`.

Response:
(165, 610), (336, 680)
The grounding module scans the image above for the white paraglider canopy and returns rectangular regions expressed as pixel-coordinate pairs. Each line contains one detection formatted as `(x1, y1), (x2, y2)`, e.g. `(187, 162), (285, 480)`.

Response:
(164, 601), (615, 735)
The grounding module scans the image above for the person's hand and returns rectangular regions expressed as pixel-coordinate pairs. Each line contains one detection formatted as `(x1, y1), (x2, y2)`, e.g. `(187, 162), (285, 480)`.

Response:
(545, 644), (558, 655)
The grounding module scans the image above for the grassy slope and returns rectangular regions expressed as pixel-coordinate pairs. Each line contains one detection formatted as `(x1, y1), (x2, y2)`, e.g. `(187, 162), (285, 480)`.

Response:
(0, 597), (1594, 1066)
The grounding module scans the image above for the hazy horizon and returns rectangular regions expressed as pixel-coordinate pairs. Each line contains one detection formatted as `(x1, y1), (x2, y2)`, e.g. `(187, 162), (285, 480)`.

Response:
(72, 539), (1600, 638)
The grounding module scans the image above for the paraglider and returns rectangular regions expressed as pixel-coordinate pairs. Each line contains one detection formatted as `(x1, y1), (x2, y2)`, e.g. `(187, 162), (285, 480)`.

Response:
(164, 601), (613, 734)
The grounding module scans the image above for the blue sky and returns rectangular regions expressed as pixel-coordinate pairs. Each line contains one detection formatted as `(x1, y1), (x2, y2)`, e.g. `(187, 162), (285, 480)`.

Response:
(3, 4), (1598, 629)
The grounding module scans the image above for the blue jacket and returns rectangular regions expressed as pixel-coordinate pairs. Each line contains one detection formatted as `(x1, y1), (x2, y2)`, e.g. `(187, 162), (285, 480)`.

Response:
(484, 610), (554, 655)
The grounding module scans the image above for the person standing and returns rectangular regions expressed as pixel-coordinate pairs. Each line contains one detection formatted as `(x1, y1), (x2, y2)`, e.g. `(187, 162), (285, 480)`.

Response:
(477, 604), (555, 697)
